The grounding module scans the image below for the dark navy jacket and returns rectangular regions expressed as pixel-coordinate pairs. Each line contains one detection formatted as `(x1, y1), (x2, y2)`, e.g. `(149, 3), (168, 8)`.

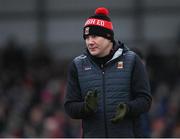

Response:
(64, 42), (152, 137)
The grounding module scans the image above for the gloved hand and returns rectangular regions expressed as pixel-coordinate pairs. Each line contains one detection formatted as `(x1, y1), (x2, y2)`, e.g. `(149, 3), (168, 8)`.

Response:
(84, 89), (98, 113)
(111, 103), (128, 123)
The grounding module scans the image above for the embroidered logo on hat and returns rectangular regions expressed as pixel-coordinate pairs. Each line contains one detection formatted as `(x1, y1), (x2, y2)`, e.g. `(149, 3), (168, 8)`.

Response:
(85, 27), (90, 35)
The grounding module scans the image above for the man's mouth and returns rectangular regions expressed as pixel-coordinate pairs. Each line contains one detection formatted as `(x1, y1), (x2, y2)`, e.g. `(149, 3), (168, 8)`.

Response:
(89, 47), (97, 51)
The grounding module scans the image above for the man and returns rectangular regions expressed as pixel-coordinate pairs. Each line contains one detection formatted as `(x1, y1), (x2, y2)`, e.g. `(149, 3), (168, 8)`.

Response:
(64, 7), (152, 137)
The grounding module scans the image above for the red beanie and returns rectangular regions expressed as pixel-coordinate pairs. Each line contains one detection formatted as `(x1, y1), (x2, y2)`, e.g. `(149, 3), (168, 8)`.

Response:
(83, 7), (114, 42)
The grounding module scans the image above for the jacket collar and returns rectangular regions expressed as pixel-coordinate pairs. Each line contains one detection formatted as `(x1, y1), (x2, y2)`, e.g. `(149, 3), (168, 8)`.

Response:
(84, 40), (129, 63)
(107, 41), (129, 62)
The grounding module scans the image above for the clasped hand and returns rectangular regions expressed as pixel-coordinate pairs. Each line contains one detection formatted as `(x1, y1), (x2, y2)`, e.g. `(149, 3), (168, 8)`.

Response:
(84, 89), (98, 113)
(111, 103), (128, 123)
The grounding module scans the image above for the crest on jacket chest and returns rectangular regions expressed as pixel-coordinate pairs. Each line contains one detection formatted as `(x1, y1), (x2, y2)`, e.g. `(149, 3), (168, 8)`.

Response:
(116, 61), (124, 69)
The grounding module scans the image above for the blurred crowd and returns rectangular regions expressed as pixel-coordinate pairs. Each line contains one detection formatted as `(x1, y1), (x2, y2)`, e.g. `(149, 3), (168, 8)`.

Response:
(0, 38), (81, 137)
(0, 38), (179, 137)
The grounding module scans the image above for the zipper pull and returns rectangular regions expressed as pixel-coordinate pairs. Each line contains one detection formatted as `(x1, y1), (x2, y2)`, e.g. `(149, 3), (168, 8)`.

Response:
(101, 64), (104, 69)
(101, 64), (105, 74)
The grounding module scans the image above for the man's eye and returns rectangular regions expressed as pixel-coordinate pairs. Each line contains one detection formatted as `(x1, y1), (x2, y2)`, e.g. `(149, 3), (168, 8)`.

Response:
(91, 35), (97, 38)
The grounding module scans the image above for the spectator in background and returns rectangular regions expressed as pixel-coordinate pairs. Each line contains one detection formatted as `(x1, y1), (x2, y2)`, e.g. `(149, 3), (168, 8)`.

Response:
(1, 37), (27, 88)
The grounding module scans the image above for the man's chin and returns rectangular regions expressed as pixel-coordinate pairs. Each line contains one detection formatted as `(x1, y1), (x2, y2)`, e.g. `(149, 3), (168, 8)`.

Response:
(90, 51), (98, 56)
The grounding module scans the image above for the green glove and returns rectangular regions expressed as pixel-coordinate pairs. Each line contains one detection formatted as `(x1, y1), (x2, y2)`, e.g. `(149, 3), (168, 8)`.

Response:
(84, 89), (98, 113)
(111, 103), (128, 123)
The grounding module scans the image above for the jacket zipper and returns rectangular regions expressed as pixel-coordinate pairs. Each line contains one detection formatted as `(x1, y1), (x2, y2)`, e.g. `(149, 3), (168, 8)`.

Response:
(101, 64), (108, 137)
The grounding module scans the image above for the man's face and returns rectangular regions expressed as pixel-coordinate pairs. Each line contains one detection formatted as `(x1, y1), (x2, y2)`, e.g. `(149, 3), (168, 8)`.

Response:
(85, 35), (113, 57)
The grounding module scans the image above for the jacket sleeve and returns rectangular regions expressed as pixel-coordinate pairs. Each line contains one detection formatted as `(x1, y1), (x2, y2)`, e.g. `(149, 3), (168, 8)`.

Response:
(64, 60), (91, 119)
(126, 54), (152, 117)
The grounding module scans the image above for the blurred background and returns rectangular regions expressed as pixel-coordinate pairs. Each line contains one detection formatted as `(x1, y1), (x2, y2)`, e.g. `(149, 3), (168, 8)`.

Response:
(0, 0), (180, 137)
